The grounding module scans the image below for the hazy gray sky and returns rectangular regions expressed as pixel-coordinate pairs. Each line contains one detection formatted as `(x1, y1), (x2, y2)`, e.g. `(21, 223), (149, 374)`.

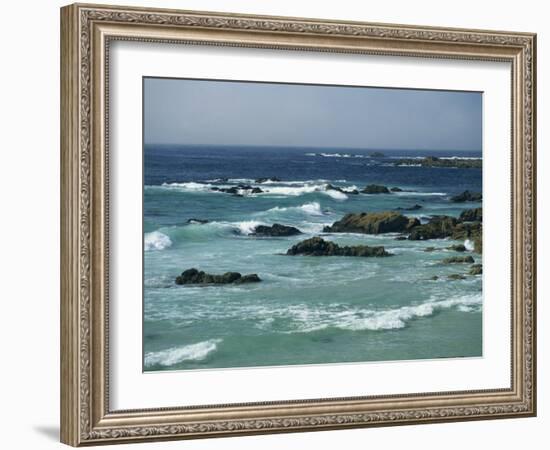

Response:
(144, 77), (482, 151)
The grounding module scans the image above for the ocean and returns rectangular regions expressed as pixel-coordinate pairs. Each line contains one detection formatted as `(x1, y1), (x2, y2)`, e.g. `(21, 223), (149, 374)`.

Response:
(143, 145), (482, 371)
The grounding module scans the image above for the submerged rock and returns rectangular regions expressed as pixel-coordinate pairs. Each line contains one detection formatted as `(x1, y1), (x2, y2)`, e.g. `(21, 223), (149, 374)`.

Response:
(326, 184), (359, 195)
(450, 190), (482, 202)
(394, 156), (482, 169)
(187, 218), (209, 224)
(286, 237), (391, 257)
(323, 211), (410, 234)
(361, 184), (391, 194)
(175, 268), (261, 285)
(396, 204), (422, 211)
(447, 244), (467, 252)
(447, 274), (467, 280)
(459, 207), (483, 222)
(469, 264), (483, 275)
(390, 186), (403, 192)
(369, 151), (385, 157)
(252, 223), (302, 237)
(442, 255), (475, 264)
(424, 247), (436, 252)
(213, 184), (263, 195)
(255, 177), (281, 183)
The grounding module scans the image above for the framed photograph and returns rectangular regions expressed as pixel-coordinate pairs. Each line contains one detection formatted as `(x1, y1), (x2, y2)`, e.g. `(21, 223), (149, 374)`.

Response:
(60, 3), (536, 446)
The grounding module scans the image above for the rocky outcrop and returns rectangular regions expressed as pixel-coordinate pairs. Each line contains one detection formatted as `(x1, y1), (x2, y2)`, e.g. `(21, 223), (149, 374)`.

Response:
(450, 190), (482, 202)
(469, 264), (483, 275)
(252, 223), (302, 237)
(369, 151), (385, 157)
(390, 187), (403, 192)
(442, 256), (475, 264)
(474, 236), (482, 254)
(361, 184), (391, 194)
(286, 237), (391, 257)
(408, 216), (458, 240)
(459, 207), (482, 222)
(175, 268), (261, 285)
(450, 222), (482, 241)
(323, 211), (410, 234)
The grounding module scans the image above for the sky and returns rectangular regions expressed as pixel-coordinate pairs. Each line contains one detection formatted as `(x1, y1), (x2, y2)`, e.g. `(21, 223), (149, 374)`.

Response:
(144, 77), (482, 152)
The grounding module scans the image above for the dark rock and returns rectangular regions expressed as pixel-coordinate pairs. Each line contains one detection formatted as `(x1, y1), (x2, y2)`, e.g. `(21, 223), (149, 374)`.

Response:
(442, 256), (475, 264)
(424, 247), (436, 252)
(255, 177), (281, 183)
(215, 184), (264, 195)
(408, 216), (458, 240)
(286, 237), (391, 257)
(187, 218), (209, 224)
(447, 274), (467, 280)
(451, 222), (482, 241)
(447, 244), (467, 252)
(361, 184), (391, 194)
(235, 274), (262, 283)
(323, 211), (410, 234)
(429, 275), (439, 280)
(390, 187), (403, 192)
(252, 223), (302, 237)
(396, 204), (422, 211)
(469, 264), (483, 275)
(175, 268), (262, 285)
(369, 151), (385, 157)
(450, 190), (482, 202)
(459, 207), (483, 222)
(474, 236), (482, 254)
(394, 156), (482, 169)
(406, 217), (421, 230)
(394, 236), (408, 241)
(326, 184), (359, 195)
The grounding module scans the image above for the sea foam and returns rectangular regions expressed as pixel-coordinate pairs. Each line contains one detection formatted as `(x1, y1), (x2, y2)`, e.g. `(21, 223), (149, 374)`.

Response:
(144, 339), (222, 367)
(236, 220), (264, 235)
(144, 231), (172, 251)
(267, 202), (323, 216)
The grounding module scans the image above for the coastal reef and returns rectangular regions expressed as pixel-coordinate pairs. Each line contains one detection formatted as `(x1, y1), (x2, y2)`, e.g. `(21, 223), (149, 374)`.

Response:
(286, 237), (391, 257)
(175, 268), (261, 285)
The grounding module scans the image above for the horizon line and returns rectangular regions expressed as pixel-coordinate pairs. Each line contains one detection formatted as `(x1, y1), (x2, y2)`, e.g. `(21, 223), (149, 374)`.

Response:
(143, 143), (482, 153)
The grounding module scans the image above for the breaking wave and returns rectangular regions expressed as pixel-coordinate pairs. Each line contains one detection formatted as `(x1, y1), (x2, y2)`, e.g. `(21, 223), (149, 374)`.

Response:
(144, 231), (172, 251)
(144, 339), (222, 367)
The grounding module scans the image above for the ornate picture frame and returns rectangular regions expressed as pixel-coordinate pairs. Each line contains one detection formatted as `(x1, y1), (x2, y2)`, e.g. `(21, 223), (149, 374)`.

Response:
(60, 3), (536, 446)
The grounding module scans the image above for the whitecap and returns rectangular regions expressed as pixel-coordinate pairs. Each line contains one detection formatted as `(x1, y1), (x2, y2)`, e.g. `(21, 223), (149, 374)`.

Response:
(267, 201), (324, 216)
(144, 231), (172, 251)
(161, 181), (213, 191)
(235, 220), (264, 235)
(144, 339), (222, 367)
(464, 239), (475, 251)
(324, 189), (348, 200)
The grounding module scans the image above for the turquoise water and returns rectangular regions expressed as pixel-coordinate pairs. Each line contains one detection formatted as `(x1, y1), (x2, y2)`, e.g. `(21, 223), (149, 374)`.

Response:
(143, 146), (482, 371)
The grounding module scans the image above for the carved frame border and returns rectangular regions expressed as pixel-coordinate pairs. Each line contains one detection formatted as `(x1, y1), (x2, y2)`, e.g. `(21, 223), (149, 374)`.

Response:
(60, 3), (536, 446)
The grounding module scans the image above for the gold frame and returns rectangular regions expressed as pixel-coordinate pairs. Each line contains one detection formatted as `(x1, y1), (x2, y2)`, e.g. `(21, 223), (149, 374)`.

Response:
(60, 3), (537, 446)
